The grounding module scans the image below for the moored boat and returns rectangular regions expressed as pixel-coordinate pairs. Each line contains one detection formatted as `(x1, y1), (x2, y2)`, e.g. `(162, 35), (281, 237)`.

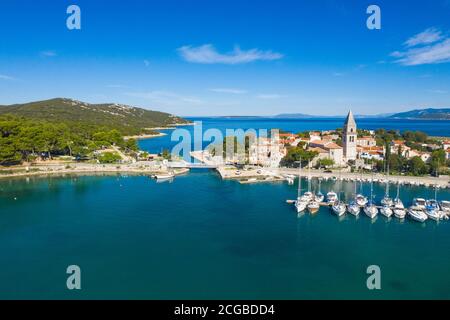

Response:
(380, 205), (393, 218)
(413, 198), (427, 210)
(408, 206), (428, 222)
(347, 201), (360, 216)
(307, 200), (320, 214)
(332, 200), (346, 217)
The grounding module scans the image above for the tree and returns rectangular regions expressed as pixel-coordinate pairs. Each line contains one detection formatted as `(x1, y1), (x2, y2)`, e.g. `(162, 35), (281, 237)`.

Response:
(407, 156), (427, 176)
(97, 152), (122, 164)
(280, 147), (318, 167)
(317, 158), (334, 168)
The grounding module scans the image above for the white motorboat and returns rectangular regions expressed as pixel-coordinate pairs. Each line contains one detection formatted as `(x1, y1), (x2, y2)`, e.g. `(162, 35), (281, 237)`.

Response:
(154, 173), (175, 180)
(425, 206), (441, 221)
(286, 176), (295, 185)
(380, 205), (393, 218)
(408, 206), (428, 222)
(413, 198), (427, 210)
(332, 201), (346, 217)
(347, 201), (360, 216)
(307, 200), (320, 214)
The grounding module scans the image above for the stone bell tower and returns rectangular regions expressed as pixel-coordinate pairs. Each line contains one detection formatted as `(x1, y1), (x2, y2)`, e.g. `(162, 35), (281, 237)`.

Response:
(343, 110), (357, 161)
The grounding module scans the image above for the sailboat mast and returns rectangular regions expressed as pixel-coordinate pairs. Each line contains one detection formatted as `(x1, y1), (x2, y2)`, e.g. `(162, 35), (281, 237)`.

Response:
(297, 157), (302, 199)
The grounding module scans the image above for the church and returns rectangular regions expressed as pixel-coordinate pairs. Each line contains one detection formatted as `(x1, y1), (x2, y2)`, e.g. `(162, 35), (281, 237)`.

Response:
(342, 110), (357, 161)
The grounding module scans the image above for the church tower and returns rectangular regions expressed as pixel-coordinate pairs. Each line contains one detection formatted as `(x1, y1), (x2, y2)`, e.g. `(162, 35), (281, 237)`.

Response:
(343, 110), (357, 161)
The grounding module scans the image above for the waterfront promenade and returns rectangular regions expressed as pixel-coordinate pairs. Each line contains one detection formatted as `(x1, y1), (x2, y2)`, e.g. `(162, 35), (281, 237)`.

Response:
(0, 162), (189, 180)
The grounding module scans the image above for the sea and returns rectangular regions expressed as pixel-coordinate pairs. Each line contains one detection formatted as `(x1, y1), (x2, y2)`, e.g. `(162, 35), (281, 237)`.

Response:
(0, 117), (449, 299)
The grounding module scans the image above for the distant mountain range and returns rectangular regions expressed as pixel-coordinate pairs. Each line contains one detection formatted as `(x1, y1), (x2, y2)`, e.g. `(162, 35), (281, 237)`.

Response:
(216, 108), (450, 120)
(0, 98), (191, 135)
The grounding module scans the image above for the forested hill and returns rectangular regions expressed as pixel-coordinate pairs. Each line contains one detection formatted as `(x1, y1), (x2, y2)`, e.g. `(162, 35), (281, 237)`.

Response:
(389, 108), (450, 120)
(0, 98), (190, 135)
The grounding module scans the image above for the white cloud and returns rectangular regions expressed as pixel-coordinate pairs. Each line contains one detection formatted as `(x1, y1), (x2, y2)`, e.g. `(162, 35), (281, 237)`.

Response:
(256, 94), (286, 99)
(0, 74), (14, 80)
(391, 28), (450, 66)
(125, 90), (204, 106)
(404, 27), (443, 47)
(332, 72), (345, 77)
(177, 44), (283, 65)
(40, 50), (57, 57)
(209, 88), (247, 94)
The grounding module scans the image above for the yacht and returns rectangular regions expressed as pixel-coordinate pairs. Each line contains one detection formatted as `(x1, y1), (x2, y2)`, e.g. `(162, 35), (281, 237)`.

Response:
(364, 171), (378, 219)
(294, 159), (307, 213)
(315, 179), (324, 203)
(315, 192), (324, 203)
(426, 197), (441, 221)
(326, 191), (338, 205)
(408, 206), (428, 223)
(394, 207), (407, 219)
(393, 181), (404, 209)
(332, 200), (346, 217)
(380, 165), (394, 206)
(413, 198), (427, 210)
(355, 194), (368, 207)
(307, 200), (320, 214)
(364, 201), (378, 219)
(380, 205), (393, 218)
(347, 201), (360, 216)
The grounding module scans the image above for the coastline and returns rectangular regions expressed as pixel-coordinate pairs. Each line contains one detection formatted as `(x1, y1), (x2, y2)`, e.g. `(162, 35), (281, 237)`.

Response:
(124, 132), (167, 140)
(0, 163), (189, 180)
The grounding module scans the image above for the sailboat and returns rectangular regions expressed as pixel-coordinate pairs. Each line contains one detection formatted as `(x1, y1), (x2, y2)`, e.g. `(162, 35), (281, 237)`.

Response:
(331, 169), (346, 216)
(355, 171), (368, 207)
(294, 159), (307, 213)
(381, 164), (394, 206)
(393, 180), (406, 219)
(315, 178), (324, 203)
(348, 179), (360, 216)
(426, 186), (441, 221)
(307, 163), (320, 214)
(364, 170), (378, 219)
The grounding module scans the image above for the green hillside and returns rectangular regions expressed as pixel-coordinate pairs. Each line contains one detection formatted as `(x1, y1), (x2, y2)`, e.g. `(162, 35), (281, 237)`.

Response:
(0, 98), (191, 135)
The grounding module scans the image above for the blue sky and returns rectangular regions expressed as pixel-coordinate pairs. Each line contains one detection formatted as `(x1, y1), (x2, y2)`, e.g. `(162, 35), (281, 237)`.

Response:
(0, 0), (450, 116)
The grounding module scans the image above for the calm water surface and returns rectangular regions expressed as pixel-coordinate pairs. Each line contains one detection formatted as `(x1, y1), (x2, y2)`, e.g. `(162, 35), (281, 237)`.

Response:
(0, 117), (450, 299)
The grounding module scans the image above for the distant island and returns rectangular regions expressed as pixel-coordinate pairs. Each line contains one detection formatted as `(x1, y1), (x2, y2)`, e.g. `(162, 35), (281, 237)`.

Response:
(215, 108), (450, 120)
(387, 108), (450, 120)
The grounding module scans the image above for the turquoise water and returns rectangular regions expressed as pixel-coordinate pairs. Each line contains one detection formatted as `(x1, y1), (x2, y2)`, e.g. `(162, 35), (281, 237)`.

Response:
(0, 173), (449, 299)
(1, 117), (450, 299)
